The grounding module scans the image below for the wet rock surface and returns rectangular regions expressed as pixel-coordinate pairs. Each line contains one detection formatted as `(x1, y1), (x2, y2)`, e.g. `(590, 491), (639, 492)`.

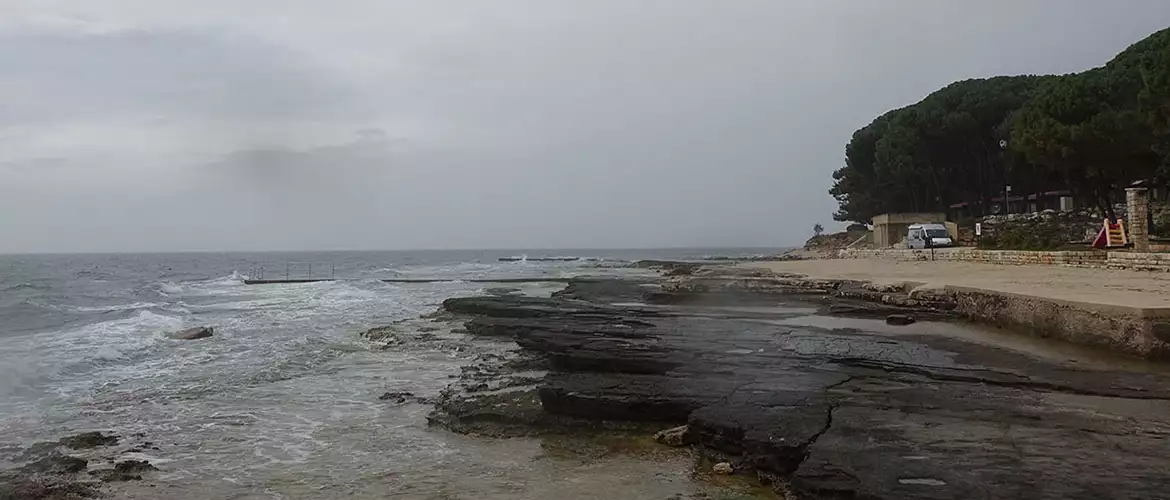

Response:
(1, 431), (161, 499)
(169, 326), (213, 340)
(432, 273), (1170, 499)
(57, 432), (118, 451)
(91, 460), (157, 483)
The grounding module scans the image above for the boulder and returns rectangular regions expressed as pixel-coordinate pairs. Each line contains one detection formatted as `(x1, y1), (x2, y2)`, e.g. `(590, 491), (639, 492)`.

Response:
(885, 314), (916, 326)
(712, 462), (734, 475)
(653, 425), (695, 447)
(170, 326), (213, 340)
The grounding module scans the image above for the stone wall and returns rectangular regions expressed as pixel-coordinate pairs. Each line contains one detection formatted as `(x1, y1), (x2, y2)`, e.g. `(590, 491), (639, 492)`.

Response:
(840, 248), (1107, 266)
(1107, 252), (1170, 271)
(976, 210), (1103, 250)
(946, 286), (1170, 360)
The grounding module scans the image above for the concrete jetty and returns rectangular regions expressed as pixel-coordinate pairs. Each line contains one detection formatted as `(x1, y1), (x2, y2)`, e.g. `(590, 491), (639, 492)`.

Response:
(243, 277), (583, 285)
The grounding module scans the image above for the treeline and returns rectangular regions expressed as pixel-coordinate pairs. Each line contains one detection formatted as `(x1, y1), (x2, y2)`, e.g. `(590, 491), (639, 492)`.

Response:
(830, 28), (1170, 223)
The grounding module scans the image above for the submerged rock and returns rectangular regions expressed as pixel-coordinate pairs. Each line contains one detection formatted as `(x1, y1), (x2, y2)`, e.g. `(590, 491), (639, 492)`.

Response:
(169, 326), (213, 340)
(378, 391), (416, 404)
(58, 431), (118, 450)
(21, 454), (88, 474)
(92, 459), (157, 482)
(0, 473), (101, 500)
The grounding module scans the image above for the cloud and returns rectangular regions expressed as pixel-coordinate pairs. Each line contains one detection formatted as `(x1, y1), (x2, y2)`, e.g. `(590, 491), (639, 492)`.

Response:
(0, 28), (360, 127)
(3, 1), (1170, 252)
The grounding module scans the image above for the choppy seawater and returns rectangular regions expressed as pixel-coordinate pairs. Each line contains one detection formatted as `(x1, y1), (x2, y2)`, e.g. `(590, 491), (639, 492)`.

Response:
(0, 249), (780, 499)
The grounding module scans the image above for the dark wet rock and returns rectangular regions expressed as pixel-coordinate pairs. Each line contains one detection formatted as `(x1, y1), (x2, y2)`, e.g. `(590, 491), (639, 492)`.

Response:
(58, 432), (118, 450)
(0, 473), (100, 500)
(552, 278), (656, 303)
(169, 326), (213, 340)
(430, 275), (1170, 498)
(17, 442), (63, 462)
(113, 460), (155, 475)
(1152, 322), (1170, 344)
(378, 391), (417, 404)
(443, 295), (619, 319)
(361, 325), (400, 342)
(91, 460), (156, 482)
(632, 260), (704, 276)
(21, 454), (88, 475)
(885, 314), (916, 325)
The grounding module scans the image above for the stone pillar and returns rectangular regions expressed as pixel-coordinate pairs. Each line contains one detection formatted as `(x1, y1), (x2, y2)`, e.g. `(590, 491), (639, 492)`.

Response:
(1127, 187), (1150, 252)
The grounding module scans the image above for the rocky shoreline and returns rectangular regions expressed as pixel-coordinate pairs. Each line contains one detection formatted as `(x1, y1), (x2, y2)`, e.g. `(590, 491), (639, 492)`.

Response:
(9, 263), (1170, 499)
(1, 431), (160, 500)
(426, 264), (1170, 499)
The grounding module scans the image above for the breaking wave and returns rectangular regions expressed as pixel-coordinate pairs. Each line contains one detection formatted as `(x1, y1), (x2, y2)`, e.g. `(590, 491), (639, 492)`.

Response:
(67, 302), (168, 313)
(158, 281), (184, 295)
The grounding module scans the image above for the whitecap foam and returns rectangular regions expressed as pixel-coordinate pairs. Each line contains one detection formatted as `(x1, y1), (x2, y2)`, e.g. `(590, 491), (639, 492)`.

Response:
(158, 281), (184, 295)
(67, 301), (167, 313)
(43, 310), (184, 369)
(0, 310), (186, 400)
(202, 271), (249, 287)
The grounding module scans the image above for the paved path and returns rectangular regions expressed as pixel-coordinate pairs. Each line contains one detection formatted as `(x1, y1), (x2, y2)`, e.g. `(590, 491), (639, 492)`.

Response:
(748, 259), (1170, 309)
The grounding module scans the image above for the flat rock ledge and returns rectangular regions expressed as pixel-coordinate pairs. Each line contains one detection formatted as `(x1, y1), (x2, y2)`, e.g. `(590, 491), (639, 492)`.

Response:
(430, 274), (1170, 500)
(1, 431), (160, 499)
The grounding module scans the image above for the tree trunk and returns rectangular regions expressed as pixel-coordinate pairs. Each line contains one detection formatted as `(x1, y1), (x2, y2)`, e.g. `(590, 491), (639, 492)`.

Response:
(1098, 188), (1116, 222)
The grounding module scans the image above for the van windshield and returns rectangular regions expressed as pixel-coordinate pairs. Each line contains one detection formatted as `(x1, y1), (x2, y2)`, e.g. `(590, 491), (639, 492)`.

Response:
(925, 229), (949, 238)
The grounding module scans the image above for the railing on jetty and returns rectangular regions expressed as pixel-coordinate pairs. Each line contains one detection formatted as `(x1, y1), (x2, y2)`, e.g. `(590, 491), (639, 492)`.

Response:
(248, 262), (336, 282)
(241, 261), (584, 285)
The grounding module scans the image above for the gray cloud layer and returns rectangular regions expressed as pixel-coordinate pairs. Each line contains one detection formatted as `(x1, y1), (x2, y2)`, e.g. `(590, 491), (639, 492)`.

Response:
(2, 1), (1169, 253)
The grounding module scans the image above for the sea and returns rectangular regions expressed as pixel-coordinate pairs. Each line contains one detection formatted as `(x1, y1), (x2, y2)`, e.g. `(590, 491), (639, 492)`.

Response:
(0, 249), (781, 499)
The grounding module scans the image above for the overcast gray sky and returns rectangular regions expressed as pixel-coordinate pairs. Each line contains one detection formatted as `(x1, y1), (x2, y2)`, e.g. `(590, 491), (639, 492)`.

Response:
(2, 1), (1169, 253)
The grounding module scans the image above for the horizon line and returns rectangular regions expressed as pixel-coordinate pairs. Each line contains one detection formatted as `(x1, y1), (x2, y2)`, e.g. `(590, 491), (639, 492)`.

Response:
(0, 244), (798, 257)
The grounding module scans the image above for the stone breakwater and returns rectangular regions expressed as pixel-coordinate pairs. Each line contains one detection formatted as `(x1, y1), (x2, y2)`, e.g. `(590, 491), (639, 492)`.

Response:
(428, 270), (1170, 499)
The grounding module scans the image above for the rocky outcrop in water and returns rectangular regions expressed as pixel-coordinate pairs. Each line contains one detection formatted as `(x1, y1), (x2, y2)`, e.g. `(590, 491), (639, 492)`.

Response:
(430, 273), (1170, 499)
(92, 460), (156, 483)
(169, 326), (213, 340)
(1, 431), (161, 499)
(58, 432), (118, 450)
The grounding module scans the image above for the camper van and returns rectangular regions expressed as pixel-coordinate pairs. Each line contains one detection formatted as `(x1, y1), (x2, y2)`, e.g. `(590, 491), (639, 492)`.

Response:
(906, 223), (954, 249)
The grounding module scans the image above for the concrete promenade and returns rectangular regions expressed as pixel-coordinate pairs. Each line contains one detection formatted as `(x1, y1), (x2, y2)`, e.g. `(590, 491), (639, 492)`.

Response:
(749, 258), (1170, 310)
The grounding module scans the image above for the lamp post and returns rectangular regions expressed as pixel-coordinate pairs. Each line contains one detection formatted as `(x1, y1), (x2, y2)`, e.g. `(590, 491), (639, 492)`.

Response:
(999, 139), (1011, 214)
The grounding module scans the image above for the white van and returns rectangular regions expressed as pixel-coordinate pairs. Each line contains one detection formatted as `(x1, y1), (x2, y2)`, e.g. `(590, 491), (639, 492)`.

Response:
(907, 223), (954, 249)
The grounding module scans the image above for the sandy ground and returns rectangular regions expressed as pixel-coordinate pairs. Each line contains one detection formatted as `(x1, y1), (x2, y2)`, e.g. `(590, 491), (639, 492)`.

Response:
(747, 259), (1170, 309)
